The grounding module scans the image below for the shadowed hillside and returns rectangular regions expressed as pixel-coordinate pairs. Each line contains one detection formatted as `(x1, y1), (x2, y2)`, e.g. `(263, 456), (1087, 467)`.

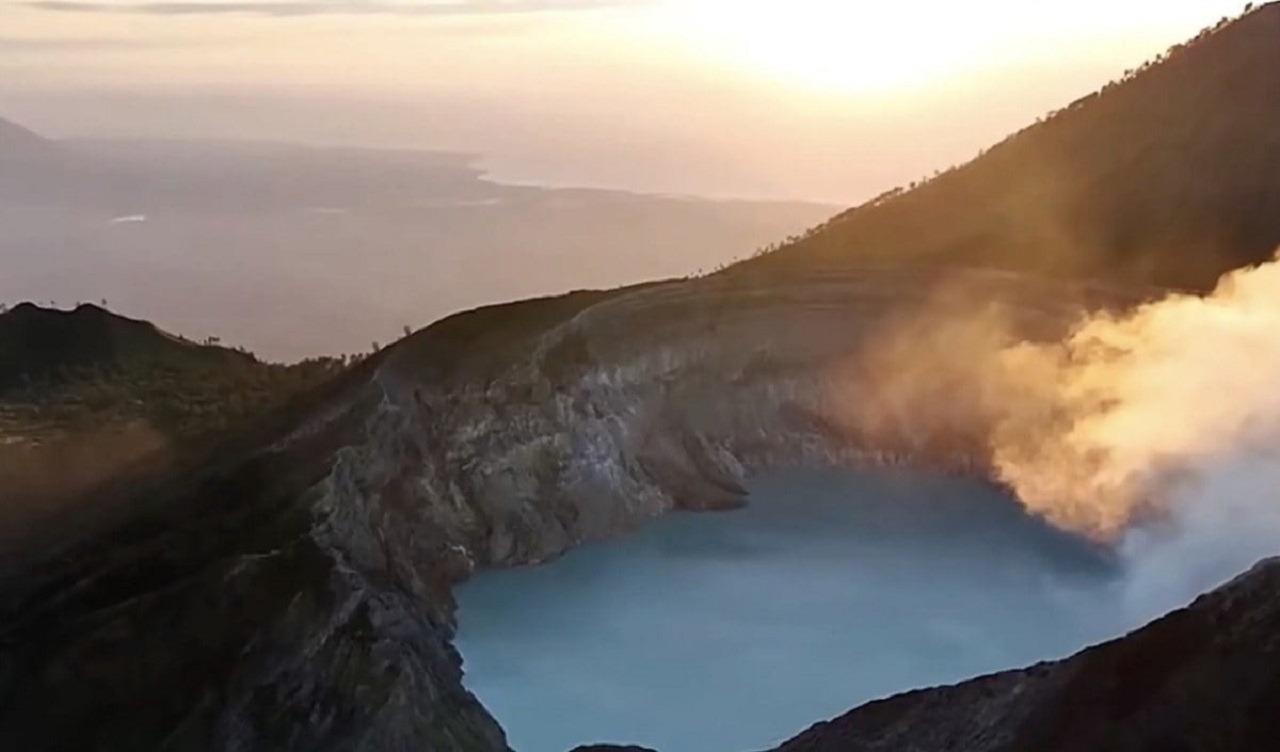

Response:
(0, 117), (55, 162)
(743, 3), (1280, 291)
(0, 302), (347, 442)
(0, 302), (253, 394)
(0, 304), (350, 555)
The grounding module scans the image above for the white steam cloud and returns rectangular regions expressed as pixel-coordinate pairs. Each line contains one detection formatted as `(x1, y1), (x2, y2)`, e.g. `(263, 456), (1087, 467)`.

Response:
(991, 255), (1280, 615)
(994, 256), (1280, 534)
(845, 251), (1280, 618)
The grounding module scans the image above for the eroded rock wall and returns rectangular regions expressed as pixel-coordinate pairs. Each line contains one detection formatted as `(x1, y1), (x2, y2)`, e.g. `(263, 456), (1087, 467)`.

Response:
(285, 268), (1133, 751)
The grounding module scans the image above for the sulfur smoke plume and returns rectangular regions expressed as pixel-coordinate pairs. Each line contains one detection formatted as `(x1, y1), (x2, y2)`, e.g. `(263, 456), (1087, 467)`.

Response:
(844, 252), (1280, 616)
(994, 252), (1280, 614)
(992, 254), (1280, 532)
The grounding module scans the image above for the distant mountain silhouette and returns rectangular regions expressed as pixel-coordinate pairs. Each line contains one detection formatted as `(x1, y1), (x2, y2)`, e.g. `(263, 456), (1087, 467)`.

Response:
(0, 125), (834, 361)
(744, 2), (1280, 291)
(0, 117), (57, 163)
(0, 303), (253, 394)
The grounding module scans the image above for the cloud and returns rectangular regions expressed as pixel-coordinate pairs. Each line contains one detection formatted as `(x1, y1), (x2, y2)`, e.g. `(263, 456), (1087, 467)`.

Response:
(834, 250), (1280, 619)
(984, 256), (1280, 614)
(19, 0), (644, 16)
(0, 36), (187, 51)
(986, 255), (1280, 540)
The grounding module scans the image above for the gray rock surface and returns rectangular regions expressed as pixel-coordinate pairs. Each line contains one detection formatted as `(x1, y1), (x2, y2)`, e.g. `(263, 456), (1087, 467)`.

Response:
(0, 266), (1137, 751)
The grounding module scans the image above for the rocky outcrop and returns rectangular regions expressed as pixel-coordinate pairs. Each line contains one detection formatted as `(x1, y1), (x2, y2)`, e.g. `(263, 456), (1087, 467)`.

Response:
(357, 266), (1138, 577)
(0, 266), (1134, 751)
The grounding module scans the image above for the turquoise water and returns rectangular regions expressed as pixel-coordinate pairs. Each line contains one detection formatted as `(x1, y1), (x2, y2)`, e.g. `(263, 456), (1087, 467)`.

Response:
(455, 468), (1133, 752)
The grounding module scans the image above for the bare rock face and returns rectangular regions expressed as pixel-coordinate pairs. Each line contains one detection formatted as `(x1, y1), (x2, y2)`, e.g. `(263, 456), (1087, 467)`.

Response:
(0, 267), (1127, 752)
(0, 264), (1276, 752)
(0, 260), (1275, 752)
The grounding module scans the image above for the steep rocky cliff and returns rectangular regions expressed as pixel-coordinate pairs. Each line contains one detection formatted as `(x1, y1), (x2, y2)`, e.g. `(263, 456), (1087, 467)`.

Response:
(0, 267), (1136, 751)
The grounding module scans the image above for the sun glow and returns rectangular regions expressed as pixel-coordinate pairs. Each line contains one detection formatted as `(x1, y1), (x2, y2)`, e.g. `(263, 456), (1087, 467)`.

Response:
(671, 2), (1003, 94)
(658, 1), (1248, 96)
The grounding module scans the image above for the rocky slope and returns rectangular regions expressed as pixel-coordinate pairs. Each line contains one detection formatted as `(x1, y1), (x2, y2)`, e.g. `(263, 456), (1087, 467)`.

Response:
(0, 267), (1138, 751)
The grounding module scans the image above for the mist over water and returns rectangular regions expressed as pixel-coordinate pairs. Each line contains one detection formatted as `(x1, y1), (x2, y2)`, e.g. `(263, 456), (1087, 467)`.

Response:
(455, 468), (1147, 752)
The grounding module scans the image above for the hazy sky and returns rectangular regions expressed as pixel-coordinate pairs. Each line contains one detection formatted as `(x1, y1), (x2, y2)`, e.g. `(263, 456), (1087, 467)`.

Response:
(2, 0), (1248, 202)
